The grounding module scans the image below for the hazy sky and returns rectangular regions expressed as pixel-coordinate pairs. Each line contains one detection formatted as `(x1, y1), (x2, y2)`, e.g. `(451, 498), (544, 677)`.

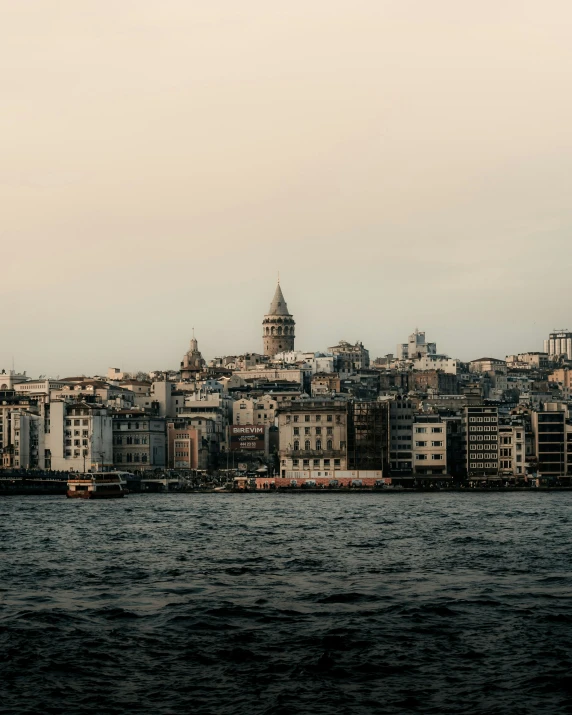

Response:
(2, 1), (571, 377)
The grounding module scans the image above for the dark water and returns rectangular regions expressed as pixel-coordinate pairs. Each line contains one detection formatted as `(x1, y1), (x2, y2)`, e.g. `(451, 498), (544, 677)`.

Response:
(1, 493), (572, 715)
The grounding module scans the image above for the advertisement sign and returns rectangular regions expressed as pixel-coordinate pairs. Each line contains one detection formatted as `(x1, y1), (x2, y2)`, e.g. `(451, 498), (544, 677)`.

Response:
(229, 425), (266, 451)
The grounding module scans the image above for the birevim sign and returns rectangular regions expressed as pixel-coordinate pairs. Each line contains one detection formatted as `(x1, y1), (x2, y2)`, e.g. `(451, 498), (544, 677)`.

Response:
(229, 425), (267, 452)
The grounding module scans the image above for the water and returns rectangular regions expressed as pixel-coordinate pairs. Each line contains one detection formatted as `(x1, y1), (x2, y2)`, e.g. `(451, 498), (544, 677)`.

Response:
(1, 493), (572, 715)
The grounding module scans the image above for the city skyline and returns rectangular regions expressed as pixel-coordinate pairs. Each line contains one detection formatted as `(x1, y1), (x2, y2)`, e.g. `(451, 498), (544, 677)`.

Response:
(1, 277), (568, 379)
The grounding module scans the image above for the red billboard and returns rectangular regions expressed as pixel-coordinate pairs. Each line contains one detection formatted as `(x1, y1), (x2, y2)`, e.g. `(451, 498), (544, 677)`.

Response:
(229, 425), (266, 451)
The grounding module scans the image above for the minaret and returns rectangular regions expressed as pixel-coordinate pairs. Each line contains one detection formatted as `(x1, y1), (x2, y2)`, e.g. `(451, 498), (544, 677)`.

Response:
(262, 281), (295, 356)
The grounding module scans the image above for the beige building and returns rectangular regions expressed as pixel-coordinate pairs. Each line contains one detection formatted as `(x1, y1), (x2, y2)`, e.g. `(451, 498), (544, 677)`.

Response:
(412, 417), (447, 475)
(498, 423), (525, 476)
(233, 395), (278, 426)
(311, 373), (341, 397)
(277, 399), (347, 475)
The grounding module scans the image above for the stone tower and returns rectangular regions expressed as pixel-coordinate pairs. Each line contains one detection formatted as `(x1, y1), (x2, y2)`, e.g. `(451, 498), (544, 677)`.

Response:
(263, 282), (295, 356)
(180, 332), (205, 380)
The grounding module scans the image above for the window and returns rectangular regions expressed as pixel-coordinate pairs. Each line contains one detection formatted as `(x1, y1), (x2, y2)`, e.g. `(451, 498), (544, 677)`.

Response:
(293, 459), (299, 467)
(415, 427), (427, 434)
(316, 415), (321, 422)
(415, 441), (427, 447)
(327, 427), (333, 436)
(327, 440), (333, 450)
(431, 454), (443, 460)
(416, 454), (428, 460)
(316, 427), (322, 435)
(316, 440), (322, 450)
(293, 427), (299, 436)
(431, 441), (443, 447)
(327, 415), (333, 422)
(324, 459), (330, 467)
(305, 440), (311, 451)
(305, 415), (310, 422)
(334, 459), (340, 467)
(303, 459), (310, 467)
(293, 416), (299, 422)
(304, 427), (310, 435)
(313, 459), (320, 467)
(293, 440), (299, 451)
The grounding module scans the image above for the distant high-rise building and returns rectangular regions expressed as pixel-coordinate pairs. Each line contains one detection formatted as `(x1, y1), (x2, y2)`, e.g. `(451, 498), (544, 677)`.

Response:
(263, 282), (295, 356)
(396, 329), (436, 360)
(544, 330), (572, 361)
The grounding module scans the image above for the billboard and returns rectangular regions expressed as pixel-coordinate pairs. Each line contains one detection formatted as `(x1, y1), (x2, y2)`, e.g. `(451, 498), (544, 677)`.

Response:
(229, 425), (266, 451)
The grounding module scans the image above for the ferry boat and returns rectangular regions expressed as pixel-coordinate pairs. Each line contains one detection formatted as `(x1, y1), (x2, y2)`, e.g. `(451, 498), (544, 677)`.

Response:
(66, 472), (128, 499)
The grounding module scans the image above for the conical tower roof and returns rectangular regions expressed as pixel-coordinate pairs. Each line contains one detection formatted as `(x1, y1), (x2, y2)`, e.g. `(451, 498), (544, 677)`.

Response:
(267, 282), (291, 316)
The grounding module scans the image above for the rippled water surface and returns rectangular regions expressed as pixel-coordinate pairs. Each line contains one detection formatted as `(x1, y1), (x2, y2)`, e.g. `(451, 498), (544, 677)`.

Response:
(1, 493), (572, 714)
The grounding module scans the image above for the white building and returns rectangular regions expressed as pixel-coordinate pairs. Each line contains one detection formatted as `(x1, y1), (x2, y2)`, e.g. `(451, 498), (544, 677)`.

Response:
(233, 395), (278, 427)
(412, 355), (461, 375)
(544, 331), (572, 361)
(396, 330), (436, 360)
(0, 370), (30, 390)
(45, 401), (113, 472)
(412, 418), (447, 475)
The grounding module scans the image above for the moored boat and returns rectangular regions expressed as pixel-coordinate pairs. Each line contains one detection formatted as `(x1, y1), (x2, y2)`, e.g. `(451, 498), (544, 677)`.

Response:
(66, 473), (128, 499)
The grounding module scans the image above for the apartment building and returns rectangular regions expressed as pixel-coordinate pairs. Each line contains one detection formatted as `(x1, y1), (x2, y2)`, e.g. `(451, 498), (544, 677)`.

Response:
(465, 405), (499, 478)
(278, 399), (347, 475)
(412, 416), (447, 475)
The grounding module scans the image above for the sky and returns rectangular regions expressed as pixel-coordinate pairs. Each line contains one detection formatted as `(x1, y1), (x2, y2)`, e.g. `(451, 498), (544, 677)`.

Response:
(2, 1), (571, 377)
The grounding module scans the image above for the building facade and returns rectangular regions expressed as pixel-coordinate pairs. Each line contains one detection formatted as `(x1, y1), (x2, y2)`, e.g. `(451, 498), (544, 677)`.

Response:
(465, 405), (499, 478)
(278, 399), (347, 475)
(544, 331), (572, 361)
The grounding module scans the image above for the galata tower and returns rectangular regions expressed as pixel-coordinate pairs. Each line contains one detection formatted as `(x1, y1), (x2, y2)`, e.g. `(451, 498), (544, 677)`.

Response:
(262, 282), (295, 356)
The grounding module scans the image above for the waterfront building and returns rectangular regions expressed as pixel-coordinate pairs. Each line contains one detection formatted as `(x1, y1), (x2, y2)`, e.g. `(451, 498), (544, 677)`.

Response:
(347, 401), (389, 473)
(4, 411), (43, 470)
(531, 403), (568, 477)
(544, 330), (572, 361)
(262, 282), (295, 357)
(498, 421), (526, 476)
(277, 399), (347, 475)
(412, 416), (447, 476)
(464, 405), (500, 479)
(166, 421), (201, 470)
(45, 401), (113, 472)
(388, 396), (415, 474)
(111, 411), (166, 469)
